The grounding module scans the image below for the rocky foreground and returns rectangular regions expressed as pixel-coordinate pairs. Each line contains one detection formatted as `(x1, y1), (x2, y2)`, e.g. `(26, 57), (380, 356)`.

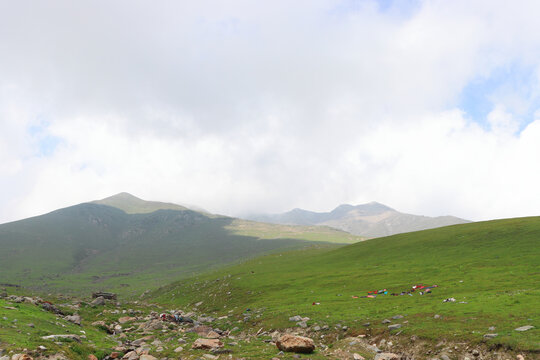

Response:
(0, 292), (534, 360)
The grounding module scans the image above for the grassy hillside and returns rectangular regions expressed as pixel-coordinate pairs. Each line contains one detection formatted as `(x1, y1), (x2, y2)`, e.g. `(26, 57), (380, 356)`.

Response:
(0, 201), (360, 296)
(149, 217), (540, 351)
(92, 192), (189, 214)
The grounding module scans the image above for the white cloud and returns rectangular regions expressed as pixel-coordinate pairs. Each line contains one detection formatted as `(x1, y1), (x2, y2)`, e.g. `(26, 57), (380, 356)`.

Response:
(1, 0), (540, 223)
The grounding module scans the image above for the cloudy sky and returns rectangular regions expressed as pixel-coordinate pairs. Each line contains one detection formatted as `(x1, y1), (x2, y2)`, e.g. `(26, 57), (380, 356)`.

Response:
(1, 0), (540, 224)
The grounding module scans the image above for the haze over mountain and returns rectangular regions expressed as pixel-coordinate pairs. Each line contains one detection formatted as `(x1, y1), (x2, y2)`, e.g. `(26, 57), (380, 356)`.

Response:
(247, 202), (470, 238)
(0, 193), (358, 294)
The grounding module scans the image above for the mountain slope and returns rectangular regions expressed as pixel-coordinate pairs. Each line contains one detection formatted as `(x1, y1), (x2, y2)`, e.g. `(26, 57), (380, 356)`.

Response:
(151, 216), (540, 351)
(92, 192), (189, 213)
(0, 195), (360, 295)
(248, 202), (470, 237)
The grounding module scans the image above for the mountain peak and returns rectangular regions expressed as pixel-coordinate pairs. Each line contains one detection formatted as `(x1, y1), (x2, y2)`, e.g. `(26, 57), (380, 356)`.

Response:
(92, 193), (188, 214)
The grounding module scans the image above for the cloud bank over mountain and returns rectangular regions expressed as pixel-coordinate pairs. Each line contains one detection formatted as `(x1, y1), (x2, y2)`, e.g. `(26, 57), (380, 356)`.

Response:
(1, 0), (540, 223)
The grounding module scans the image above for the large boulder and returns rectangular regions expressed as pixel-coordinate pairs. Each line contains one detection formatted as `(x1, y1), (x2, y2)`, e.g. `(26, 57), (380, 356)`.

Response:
(374, 353), (400, 360)
(192, 338), (224, 350)
(276, 334), (315, 354)
(65, 314), (81, 325)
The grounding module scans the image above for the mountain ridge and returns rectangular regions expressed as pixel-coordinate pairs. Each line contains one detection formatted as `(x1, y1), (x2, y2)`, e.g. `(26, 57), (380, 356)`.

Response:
(246, 202), (470, 238)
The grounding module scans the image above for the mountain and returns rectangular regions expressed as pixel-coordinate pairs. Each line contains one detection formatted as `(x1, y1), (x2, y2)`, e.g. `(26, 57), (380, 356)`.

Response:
(247, 201), (470, 237)
(0, 193), (360, 295)
(151, 216), (540, 352)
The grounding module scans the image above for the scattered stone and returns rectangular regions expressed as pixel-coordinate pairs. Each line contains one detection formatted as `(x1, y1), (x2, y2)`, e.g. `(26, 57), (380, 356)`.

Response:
(313, 325), (321, 331)
(354, 354), (365, 360)
(516, 355), (525, 360)
(139, 355), (157, 360)
(207, 330), (221, 339)
(297, 321), (308, 328)
(382, 319), (391, 324)
(391, 315), (403, 320)
(434, 314), (441, 319)
(276, 334), (315, 354)
(41, 334), (81, 342)
(388, 324), (401, 330)
(92, 292), (117, 300)
(363, 322), (371, 327)
(202, 355), (218, 360)
(118, 316), (136, 324)
(289, 315), (302, 322)
(192, 338), (224, 350)
(488, 326), (496, 331)
(440, 354), (451, 360)
(374, 353), (399, 360)
(472, 349), (480, 357)
(28, 323), (34, 328)
(515, 325), (534, 332)
(90, 297), (105, 306)
(174, 346), (183, 352)
(65, 314), (81, 326)
(443, 298), (456, 302)
(88, 356), (98, 360)
(484, 333), (498, 339)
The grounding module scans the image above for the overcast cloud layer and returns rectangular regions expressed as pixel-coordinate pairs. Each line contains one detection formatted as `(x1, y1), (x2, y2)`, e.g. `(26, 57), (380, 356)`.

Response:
(1, 0), (540, 224)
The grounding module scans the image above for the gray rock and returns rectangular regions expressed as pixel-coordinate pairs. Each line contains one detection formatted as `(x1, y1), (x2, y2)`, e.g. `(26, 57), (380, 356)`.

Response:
(382, 319), (391, 324)
(440, 354), (451, 360)
(375, 353), (399, 360)
(297, 321), (308, 328)
(65, 314), (81, 325)
(289, 315), (302, 322)
(434, 314), (441, 319)
(41, 334), (81, 342)
(391, 315), (404, 320)
(488, 326), (496, 331)
(313, 326), (321, 331)
(515, 325), (534, 332)
(388, 324), (401, 330)
(483, 333), (498, 339)
(363, 322), (371, 327)
(90, 296), (105, 306)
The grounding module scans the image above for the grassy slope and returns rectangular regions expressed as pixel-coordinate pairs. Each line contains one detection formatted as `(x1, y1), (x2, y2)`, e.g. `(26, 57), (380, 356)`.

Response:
(0, 298), (117, 358)
(92, 192), (189, 214)
(0, 203), (359, 296)
(150, 217), (540, 351)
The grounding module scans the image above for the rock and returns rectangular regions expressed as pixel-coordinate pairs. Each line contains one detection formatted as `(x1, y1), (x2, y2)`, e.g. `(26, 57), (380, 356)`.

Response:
(0, 357), (7, 360)
(174, 346), (183, 352)
(65, 314), (81, 325)
(472, 349), (480, 357)
(138, 319), (163, 331)
(131, 335), (154, 346)
(88, 356), (98, 360)
(483, 333), (498, 339)
(382, 319), (391, 324)
(92, 292), (117, 300)
(41, 334), (81, 342)
(313, 325), (321, 331)
(289, 315), (302, 322)
(276, 334), (315, 354)
(434, 314), (441, 319)
(139, 356), (157, 360)
(90, 296), (105, 306)
(440, 354), (451, 360)
(388, 324), (401, 330)
(118, 316), (136, 324)
(192, 325), (213, 336)
(516, 355), (525, 360)
(363, 322), (371, 327)
(192, 338), (224, 350)
(14, 356), (33, 360)
(374, 353), (399, 360)
(515, 325), (534, 332)
(207, 330), (221, 339)
(109, 353), (120, 359)
(488, 326), (496, 331)
(202, 355), (218, 360)
(121, 351), (138, 360)
(391, 315), (404, 320)
(354, 354), (365, 360)
(297, 321), (308, 328)
(28, 323), (35, 328)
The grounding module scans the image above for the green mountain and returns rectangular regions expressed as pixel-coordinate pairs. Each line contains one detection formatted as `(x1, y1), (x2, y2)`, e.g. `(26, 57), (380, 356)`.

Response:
(248, 202), (470, 238)
(92, 192), (190, 213)
(150, 216), (540, 351)
(0, 193), (360, 295)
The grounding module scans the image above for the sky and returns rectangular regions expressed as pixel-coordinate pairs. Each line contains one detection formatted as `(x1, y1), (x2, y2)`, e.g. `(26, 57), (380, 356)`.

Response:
(1, 0), (540, 224)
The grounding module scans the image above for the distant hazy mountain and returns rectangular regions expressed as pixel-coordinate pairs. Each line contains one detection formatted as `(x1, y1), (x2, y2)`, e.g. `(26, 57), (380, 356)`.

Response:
(247, 202), (470, 238)
(0, 193), (359, 294)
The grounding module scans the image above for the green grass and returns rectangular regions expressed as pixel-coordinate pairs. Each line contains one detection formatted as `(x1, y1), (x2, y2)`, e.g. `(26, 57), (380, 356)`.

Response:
(0, 298), (116, 358)
(149, 217), (540, 351)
